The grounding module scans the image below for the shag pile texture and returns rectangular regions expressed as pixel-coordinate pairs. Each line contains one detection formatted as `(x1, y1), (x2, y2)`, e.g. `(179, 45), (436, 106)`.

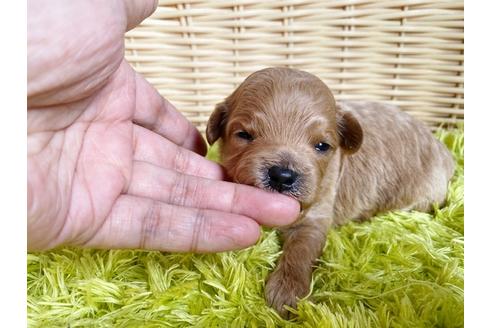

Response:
(28, 129), (464, 327)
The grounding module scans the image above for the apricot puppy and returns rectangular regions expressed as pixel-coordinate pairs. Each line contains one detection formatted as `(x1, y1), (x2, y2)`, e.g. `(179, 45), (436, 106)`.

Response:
(206, 67), (455, 318)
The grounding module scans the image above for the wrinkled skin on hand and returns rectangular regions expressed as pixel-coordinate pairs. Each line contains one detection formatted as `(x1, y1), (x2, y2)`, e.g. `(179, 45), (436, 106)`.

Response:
(27, 0), (299, 252)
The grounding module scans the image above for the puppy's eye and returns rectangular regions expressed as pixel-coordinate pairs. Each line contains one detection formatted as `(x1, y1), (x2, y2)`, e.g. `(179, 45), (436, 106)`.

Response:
(236, 131), (254, 141)
(314, 142), (331, 152)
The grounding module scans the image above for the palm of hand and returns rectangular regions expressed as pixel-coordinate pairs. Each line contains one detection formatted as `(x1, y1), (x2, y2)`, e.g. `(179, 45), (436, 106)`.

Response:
(29, 59), (138, 248)
(27, 1), (175, 249)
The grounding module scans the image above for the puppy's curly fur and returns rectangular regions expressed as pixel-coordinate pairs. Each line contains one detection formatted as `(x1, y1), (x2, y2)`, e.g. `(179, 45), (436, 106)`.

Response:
(206, 67), (455, 318)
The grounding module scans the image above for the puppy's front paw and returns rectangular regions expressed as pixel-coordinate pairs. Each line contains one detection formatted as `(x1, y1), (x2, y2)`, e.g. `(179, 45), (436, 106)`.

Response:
(265, 266), (311, 319)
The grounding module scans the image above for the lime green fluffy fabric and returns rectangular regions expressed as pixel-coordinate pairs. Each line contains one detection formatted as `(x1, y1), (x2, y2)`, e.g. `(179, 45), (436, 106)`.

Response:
(27, 129), (464, 327)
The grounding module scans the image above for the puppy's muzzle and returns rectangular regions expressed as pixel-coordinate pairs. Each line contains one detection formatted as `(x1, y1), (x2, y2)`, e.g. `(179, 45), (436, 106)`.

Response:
(268, 166), (299, 192)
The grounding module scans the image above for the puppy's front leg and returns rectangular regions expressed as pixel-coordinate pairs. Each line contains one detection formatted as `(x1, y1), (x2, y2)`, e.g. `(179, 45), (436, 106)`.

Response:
(265, 211), (331, 318)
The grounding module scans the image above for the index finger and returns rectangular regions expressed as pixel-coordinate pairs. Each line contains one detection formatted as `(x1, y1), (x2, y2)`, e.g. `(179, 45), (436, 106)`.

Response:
(132, 70), (208, 156)
(128, 161), (301, 227)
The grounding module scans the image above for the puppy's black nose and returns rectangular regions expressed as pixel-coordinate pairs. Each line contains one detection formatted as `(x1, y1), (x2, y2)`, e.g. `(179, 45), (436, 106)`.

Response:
(268, 166), (298, 191)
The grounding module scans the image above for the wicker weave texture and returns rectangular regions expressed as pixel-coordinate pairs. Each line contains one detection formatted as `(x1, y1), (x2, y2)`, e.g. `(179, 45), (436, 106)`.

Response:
(125, 0), (464, 132)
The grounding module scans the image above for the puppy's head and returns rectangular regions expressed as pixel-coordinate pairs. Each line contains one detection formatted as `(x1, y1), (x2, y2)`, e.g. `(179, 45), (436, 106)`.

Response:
(206, 67), (362, 205)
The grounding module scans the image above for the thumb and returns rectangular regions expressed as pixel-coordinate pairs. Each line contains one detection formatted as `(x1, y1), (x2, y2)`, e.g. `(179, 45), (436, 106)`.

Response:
(123, 0), (158, 31)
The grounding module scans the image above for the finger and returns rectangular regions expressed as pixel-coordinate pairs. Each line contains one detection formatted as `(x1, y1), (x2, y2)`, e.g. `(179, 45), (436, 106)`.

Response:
(83, 195), (261, 252)
(133, 124), (224, 180)
(123, 0), (158, 31)
(133, 72), (207, 155)
(128, 161), (300, 227)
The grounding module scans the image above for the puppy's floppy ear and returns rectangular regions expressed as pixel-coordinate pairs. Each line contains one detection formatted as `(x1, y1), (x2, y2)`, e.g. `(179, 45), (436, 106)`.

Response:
(336, 107), (363, 154)
(206, 101), (229, 145)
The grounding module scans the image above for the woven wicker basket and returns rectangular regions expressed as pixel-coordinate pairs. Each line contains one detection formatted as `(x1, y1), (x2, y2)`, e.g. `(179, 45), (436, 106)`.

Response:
(125, 0), (464, 133)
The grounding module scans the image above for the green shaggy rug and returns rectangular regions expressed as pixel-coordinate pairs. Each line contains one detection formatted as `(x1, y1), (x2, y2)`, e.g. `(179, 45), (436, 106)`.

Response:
(27, 129), (464, 328)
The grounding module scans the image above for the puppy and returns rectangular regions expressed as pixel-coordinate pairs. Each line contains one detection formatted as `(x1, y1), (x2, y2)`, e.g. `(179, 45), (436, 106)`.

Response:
(206, 67), (455, 318)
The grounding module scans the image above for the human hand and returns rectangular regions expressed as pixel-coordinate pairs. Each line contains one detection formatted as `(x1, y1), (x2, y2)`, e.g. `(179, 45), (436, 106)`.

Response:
(27, 0), (299, 252)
